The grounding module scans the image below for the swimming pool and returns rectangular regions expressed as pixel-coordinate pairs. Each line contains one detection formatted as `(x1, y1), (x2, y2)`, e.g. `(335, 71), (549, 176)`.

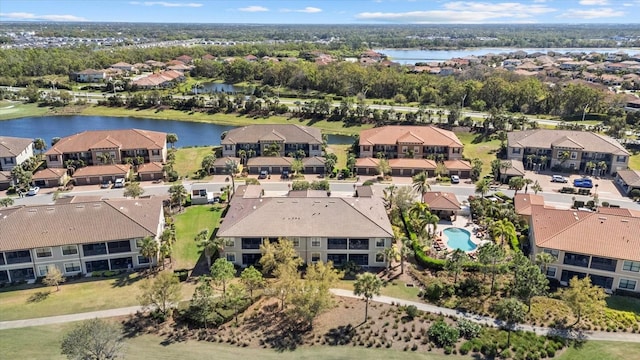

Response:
(444, 228), (477, 252)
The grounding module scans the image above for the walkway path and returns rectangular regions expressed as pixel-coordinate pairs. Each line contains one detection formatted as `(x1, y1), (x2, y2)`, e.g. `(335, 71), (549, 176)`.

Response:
(329, 289), (640, 343)
(2, 290), (640, 343)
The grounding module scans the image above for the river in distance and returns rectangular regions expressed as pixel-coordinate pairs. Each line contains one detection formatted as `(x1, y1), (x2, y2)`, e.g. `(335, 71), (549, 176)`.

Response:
(0, 116), (355, 147)
(375, 47), (640, 64)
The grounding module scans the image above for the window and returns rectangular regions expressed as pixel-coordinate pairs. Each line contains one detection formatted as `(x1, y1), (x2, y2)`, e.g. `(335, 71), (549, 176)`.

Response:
(545, 267), (557, 278)
(48, 155), (58, 162)
(348, 239), (369, 250)
(402, 146), (408, 153)
(64, 262), (81, 273)
(327, 254), (347, 266)
(107, 240), (131, 254)
(375, 239), (386, 248)
(62, 245), (78, 256)
(570, 152), (578, 160)
(375, 253), (385, 263)
(414, 146), (420, 153)
(623, 261), (640, 272)
(152, 149), (160, 156)
(563, 252), (590, 268)
(619, 279), (637, 290)
(138, 256), (150, 265)
(512, 148), (521, 154)
(291, 238), (300, 247)
(135, 238), (144, 248)
(5, 250), (31, 264)
(3, 157), (15, 164)
(312, 145), (320, 151)
(82, 243), (107, 256)
(349, 254), (369, 266)
(543, 249), (559, 258)
(9, 268), (35, 281)
(36, 247), (52, 258)
(617, 155), (627, 162)
(226, 253), (236, 262)
(224, 145), (234, 150)
(311, 239), (321, 247)
(241, 238), (262, 250)
(0, 252), (4, 266)
(452, 148), (461, 154)
(363, 146), (371, 152)
(327, 238), (347, 250)
(224, 239), (235, 247)
(311, 253), (321, 263)
(110, 257), (132, 270)
(38, 265), (53, 277)
(590, 257), (617, 272)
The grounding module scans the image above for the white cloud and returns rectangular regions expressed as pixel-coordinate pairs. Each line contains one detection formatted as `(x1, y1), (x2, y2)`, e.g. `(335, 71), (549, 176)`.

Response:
(0, 12), (87, 21)
(558, 7), (624, 19)
(355, 2), (556, 23)
(238, 5), (269, 12)
(129, 1), (203, 7)
(578, 0), (609, 5)
(280, 7), (322, 13)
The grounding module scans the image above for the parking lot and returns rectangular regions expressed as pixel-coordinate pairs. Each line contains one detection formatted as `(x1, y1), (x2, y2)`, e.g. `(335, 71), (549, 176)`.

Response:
(520, 170), (625, 199)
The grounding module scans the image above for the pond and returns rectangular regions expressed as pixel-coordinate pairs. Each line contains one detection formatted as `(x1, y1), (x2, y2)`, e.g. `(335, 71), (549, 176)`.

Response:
(0, 115), (354, 147)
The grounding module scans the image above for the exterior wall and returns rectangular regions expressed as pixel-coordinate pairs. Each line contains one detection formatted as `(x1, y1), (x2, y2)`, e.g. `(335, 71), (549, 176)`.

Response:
(73, 172), (128, 185)
(33, 177), (65, 188)
(139, 172), (163, 181)
(448, 147), (463, 160)
(360, 146), (374, 158)
(308, 144), (323, 157)
(507, 146), (525, 161)
(0, 143), (33, 171)
(531, 244), (640, 293)
(222, 144), (236, 157)
(220, 237), (392, 268)
(45, 154), (64, 168)
(611, 156), (630, 175)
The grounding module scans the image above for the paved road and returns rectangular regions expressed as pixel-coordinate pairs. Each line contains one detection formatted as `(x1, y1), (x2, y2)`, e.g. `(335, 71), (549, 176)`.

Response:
(2, 289), (639, 343)
(329, 289), (640, 343)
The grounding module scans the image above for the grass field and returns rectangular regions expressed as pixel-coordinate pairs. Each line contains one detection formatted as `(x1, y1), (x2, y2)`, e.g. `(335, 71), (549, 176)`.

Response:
(80, 106), (368, 136)
(172, 205), (225, 269)
(326, 144), (351, 169)
(0, 101), (50, 120)
(630, 152), (640, 170)
(173, 146), (215, 178)
(455, 131), (500, 175)
(1, 321), (639, 360)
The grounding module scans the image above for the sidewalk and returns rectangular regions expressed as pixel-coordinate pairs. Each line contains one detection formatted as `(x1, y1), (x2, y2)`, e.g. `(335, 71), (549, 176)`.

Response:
(0, 306), (144, 330)
(329, 289), (640, 343)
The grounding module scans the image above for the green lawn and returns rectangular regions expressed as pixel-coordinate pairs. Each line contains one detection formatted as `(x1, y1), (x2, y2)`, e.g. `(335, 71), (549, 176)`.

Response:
(173, 146), (215, 178)
(629, 152), (640, 171)
(326, 144), (350, 169)
(2, 322), (639, 360)
(80, 105), (368, 136)
(172, 205), (224, 269)
(455, 131), (500, 175)
(605, 295), (640, 314)
(336, 278), (420, 301)
(0, 101), (50, 120)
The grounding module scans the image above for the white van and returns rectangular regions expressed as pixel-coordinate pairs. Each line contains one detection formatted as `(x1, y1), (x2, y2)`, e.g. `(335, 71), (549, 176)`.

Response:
(114, 178), (126, 188)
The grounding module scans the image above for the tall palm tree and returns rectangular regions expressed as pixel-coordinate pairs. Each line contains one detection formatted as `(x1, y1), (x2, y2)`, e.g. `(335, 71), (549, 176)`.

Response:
(198, 230), (224, 268)
(168, 184), (188, 212)
(523, 178), (534, 194)
(225, 159), (239, 198)
(353, 273), (383, 323)
(382, 185), (397, 210)
(475, 179), (491, 199)
(490, 219), (516, 246)
(237, 149), (247, 166)
(139, 236), (158, 272)
(201, 154), (216, 175)
(412, 171), (431, 202)
(535, 252), (557, 275)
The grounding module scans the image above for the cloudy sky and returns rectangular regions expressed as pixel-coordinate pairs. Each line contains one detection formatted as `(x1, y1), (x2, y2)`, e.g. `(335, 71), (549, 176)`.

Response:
(1, 0), (639, 24)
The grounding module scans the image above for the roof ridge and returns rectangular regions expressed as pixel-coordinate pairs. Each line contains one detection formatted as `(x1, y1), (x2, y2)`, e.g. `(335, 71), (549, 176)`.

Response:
(341, 198), (394, 237)
(103, 200), (158, 235)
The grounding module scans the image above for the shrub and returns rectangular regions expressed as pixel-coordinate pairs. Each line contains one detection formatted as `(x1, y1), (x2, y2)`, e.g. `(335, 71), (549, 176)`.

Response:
(459, 341), (473, 355)
(500, 349), (512, 359)
(427, 320), (460, 348)
(362, 179), (375, 186)
(404, 305), (419, 320)
(173, 269), (189, 282)
(457, 319), (481, 339)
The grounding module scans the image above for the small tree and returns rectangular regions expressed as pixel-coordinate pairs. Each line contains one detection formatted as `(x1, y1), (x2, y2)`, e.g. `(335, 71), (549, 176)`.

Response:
(291, 159), (303, 176)
(376, 158), (391, 177)
(123, 182), (144, 198)
(210, 258), (236, 302)
(495, 298), (526, 347)
(226, 283), (247, 325)
(0, 197), (14, 207)
(139, 236), (158, 272)
(478, 243), (505, 295)
(353, 272), (383, 323)
(61, 318), (124, 360)
(168, 184), (188, 212)
(561, 276), (606, 327)
(43, 266), (65, 291)
(240, 266), (264, 298)
(190, 276), (216, 328)
(630, 188), (640, 201)
(475, 179), (491, 199)
(531, 180), (543, 194)
(445, 249), (468, 285)
(138, 271), (181, 318)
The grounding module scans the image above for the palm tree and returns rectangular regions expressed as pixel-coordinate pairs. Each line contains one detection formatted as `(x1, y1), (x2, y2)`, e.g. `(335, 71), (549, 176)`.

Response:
(525, 154), (535, 170)
(538, 155), (548, 171)
(499, 161), (512, 182)
(558, 151), (570, 166)
(201, 153), (216, 175)
(237, 149), (247, 166)
(159, 241), (172, 270)
(382, 185), (397, 210)
(139, 236), (158, 272)
(263, 142), (281, 157)
(412, 171), (431, 202)
(475, 179), (491, 199)
(376, 159), (391, 177)
(168, 184), (188, 212)
(100, 153), (114, 165)
(33, 138), (46, 159)
(353, 273), (383, 323)
(379, 246), (398, 270)
(523, 178), (534, 194)
(535, 252), (557, 275)
(198, 230), (223, 268)
(597, 161), (607, 177)
(490, 219), (516, 246)
(399, 238), (413, 274)
(166, 133), (178, 149)
(225, 159), (239, 198)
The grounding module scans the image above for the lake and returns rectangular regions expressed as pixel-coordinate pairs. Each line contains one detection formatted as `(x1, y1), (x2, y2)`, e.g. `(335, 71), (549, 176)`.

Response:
(0, 116), (355, 147)
(375, 47), (640, 64)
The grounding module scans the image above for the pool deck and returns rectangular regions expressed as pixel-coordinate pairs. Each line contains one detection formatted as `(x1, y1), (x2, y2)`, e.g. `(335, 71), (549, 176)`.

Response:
(438, 216), (489, 254)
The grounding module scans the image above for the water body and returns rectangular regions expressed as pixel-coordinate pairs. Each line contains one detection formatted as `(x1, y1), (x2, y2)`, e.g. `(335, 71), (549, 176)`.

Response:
(375, 47), (640, 65)
(0, 116), (354, 147)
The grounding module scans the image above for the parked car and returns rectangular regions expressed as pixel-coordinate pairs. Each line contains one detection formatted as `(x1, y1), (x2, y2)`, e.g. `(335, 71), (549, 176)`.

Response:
(451, 175), (460, 184)
(281, 170), (289, 179)
(573, 178), (593, 188)
(26, 186), (40, 196)
(258, 170), (268, 179)
(551, 175), (568, 183)
(114, 178), (126, 188)
(100, 181), (111, 189)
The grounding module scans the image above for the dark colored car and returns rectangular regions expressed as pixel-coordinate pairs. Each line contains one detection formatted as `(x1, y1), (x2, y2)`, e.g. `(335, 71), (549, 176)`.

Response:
(281, 170), (289, 179)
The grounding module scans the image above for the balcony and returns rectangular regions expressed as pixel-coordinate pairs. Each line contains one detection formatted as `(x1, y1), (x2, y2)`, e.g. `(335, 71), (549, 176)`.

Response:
(5, 251), (32, 265)
(241, 238), (262, 250)
(82, 243), (107, 257)
(563, 253), (590, 268)
(348, 239), (370, 250)
(328, 238), (348, 250)
(590, 257), (617, 272)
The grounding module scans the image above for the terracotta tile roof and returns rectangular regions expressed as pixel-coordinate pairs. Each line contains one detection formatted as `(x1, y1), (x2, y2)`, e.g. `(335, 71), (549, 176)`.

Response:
(213, 157), (241, 167)
(507, 129), (629, 155)
(0, 136), (32, 157)
(0, 197), (163, 252)
(443, 160), (472, 170)
(137, 162), (164, 174)
(423, 192), (461, 211)
(33, 168), (67, 180)
(388, 158), (437, 169)
(531, 206), (640, 261)
(72, 164), (130, 178)
(514, 193), (545, 216)
(111, 62), (133, 68)
(302, 156), (325, 166)
(355, 157), (380, 168)
(222, 125), (322, 145)
(218, 197), (393, 239)
(617, 170), (640, 187)
(359, 126), (462, 147)
(247, 157), (293, 167)
(503, 160), (525, 177)
(46, 129), (166, 155)
(76, 69), (105, 75)
(0, 171), (10, 183)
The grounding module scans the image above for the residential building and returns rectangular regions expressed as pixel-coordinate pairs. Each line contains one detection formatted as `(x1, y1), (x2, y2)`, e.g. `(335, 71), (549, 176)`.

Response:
(245, 156), (325, 175)
(524, 203), (640, 294)
(72, 164), (131, 186)
(0, 197), (164, 283)
(217, 186), (394, 267)
(615, 169), (640, 196)
(0, 172), (11, 191)
(507, 129), (629, 175)
(137, 162), (165, 181)
(70, 69), (106, 83)
(221, 124), (323, 158)
(0, 136), (34, 172)
(109, 62), (136, 72)
(32, 168), (68, 188)
(45, 129), (167, 169)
